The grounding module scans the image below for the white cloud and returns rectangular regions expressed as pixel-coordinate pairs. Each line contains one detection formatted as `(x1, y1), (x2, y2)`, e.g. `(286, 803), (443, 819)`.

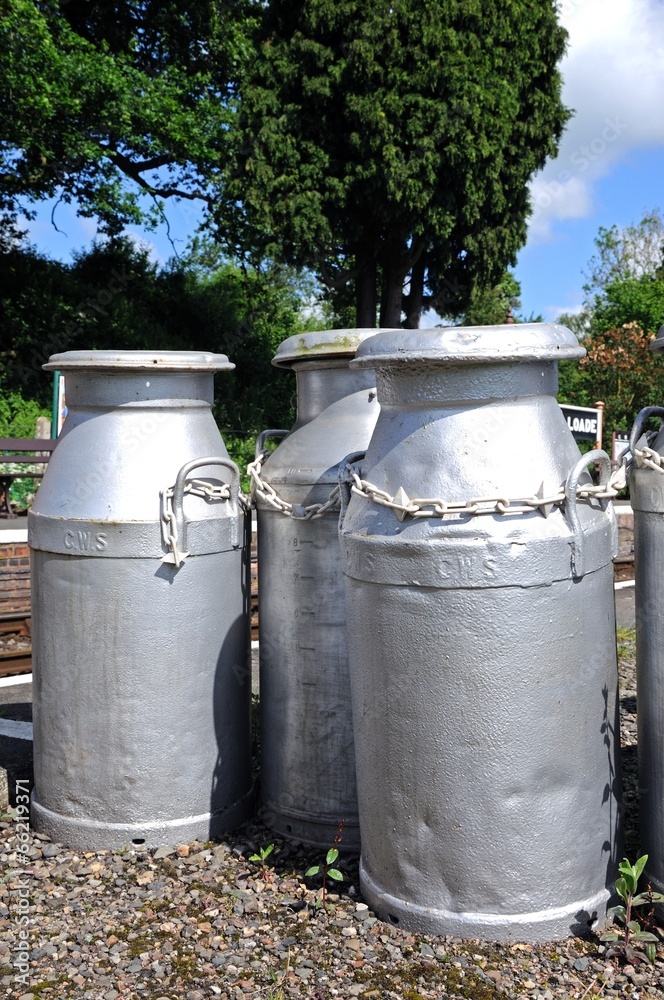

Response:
(122, 229), (164, 265)
(528, 0), (664, 242)
(544, 302), (585, 321)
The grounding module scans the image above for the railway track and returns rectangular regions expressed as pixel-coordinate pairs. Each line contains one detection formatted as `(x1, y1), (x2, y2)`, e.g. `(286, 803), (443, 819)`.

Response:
(0, 611), (32, 679)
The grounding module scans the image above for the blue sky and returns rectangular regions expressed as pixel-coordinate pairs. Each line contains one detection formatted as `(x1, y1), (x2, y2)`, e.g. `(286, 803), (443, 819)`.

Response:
(19, 0), (664, 326)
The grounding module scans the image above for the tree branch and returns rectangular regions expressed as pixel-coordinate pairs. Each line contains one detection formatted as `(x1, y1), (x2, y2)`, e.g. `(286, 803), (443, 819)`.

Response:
(97, 144), (215, 208)
(317, 253), (361, 290)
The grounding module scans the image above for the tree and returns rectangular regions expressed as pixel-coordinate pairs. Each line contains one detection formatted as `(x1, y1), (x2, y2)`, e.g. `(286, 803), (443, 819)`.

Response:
(556, 212), (664, 433)
(583, 210), (664, 305)
(592, 277), (664, 338)
(0, 0), (256, 234)
(0, 235), (305, 441)
(576, 323), (664, 434)
(452, 271), (522, 327)
(220, 0), (569, 327)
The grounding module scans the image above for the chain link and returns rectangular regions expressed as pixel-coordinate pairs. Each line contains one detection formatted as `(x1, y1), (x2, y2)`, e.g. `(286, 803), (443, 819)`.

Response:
(345, 462), (626, 522)
(247, 452), (341, 520)
(160, 479), (232, 567)
(631, 433), (664, 474)
(248, 441), (638, 524)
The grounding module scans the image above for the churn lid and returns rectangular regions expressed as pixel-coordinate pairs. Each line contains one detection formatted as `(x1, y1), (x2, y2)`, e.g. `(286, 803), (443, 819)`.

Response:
(350, 323), (585, 368)
(272, 329), (400, 368)
(43, 350), (234, 372)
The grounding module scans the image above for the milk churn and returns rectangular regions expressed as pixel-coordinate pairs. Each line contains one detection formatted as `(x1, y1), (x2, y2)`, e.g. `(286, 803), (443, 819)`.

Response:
(338, 324), (622, 941)
(250, 329), (384, 849)
(29, 351), (253, 850)
(628, 373), (664, 903)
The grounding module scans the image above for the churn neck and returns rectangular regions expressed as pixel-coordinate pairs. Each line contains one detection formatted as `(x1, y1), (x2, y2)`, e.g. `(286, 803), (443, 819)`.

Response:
(292, 360), (375, 425)
(272, 329), (399, 425)
(351, 323), (585, 404)
(43, 350), (234, 408)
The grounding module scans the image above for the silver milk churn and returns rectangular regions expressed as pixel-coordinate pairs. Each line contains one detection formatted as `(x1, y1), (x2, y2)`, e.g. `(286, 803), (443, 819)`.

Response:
(29, 351), (253, 850)
(338, 324), (622, 941)
(628, 371), (664, 902)
(250, 329), (385, 849)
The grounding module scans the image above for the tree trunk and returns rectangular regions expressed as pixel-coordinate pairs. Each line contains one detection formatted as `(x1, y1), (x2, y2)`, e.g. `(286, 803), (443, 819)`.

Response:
(379, 257), (406, 327)
(403, 256), (426, 329)
(355, 257), (377, 328)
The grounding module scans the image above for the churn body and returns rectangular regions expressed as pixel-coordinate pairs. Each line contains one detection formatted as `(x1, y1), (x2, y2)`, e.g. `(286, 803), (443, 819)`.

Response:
(29, 351), (253, 850)
(254, 330), (383, 848)
(629, 365), (664, 899)
(339, 325), (621, 941)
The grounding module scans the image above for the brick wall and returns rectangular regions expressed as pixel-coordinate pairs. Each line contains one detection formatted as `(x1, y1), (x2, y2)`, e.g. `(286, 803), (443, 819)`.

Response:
(0, 541), (30, 613)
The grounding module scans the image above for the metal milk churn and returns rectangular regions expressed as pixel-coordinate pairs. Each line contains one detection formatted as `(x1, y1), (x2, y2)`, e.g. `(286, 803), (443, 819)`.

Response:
(250, 329), (384, 849)
(29, 351), (253, 850)
(338, 324), (622, 941)
(628, 373), (664, 902)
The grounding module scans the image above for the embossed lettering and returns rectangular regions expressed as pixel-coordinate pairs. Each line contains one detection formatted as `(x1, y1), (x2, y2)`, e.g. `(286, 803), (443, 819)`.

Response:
(64, 530), (75, 550)
(77, 531), (91, 551)
(95, 533), (108, 551)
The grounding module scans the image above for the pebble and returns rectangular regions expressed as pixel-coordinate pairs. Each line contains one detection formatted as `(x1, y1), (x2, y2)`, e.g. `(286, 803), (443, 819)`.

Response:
(0, 643), (656, 1000)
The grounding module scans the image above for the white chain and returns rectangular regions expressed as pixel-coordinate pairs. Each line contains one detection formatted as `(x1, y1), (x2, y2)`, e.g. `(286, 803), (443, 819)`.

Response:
(160, 479), (232, 567)
(247, 452), (341, 520)
(248, 444), (636, 523)
(345, 464), (626, 521)
(631, 434), (664, 474)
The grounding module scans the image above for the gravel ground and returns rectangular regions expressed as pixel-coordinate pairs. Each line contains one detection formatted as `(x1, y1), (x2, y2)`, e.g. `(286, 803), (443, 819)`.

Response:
(1, 628), (662, 1000)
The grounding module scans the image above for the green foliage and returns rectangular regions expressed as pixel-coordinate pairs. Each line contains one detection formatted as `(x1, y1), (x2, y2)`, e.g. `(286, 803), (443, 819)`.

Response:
(249, 843), (274, 864)
(0, 390), (51, 511)
(456, 272), (522, 327)
(1, 235), (305, 440)
(221, 0), (570, 325)
(249, 843), (275, 876)
(0, 390), (49, 439)
(592, 277), (664, 337)
(584, 210), (664, 305)
(305, 820), (345, 908)
(601, 855), (663, 963)
(556, 213), (664, 434)
(0, 0), (257, 232)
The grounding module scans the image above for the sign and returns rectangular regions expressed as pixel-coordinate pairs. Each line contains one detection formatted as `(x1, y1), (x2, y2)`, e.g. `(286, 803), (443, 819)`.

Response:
(560, 404), (601, 442)
(51, 371), (66, 437)
(612, 432), (630, 465)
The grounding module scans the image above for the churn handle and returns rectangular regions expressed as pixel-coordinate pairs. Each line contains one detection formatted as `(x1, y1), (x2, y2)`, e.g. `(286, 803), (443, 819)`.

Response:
(255, 429), (289, 461)
(629, 406), (664, 456)
(337, 452), (366, 526)
(564, 449), (613, 579)
(172, 455), (241, 551)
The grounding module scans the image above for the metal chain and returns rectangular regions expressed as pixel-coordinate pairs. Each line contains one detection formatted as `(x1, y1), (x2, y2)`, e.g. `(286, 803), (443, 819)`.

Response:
(631, 432), (664, 474)
(345, 462), (627, 522)
(160, 479), (232, 567)
(247, 452), (341, 520)
(248, 442), (636, 524)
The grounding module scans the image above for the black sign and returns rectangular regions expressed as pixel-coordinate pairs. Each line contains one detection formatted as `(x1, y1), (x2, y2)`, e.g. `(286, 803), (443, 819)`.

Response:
(560, 405), (600, 441)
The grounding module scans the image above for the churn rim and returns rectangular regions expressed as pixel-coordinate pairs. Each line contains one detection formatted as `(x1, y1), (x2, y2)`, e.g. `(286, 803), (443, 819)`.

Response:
(42, 350), (235, 372)
(649, 325), (664, 354)
(272, 329), (402, 368)
(350, 323), (585, 367)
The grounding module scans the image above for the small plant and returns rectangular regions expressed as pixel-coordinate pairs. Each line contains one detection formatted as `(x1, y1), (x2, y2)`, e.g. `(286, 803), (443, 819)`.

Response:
(601, 854), (664, 962)
(306, 819), (345, 908)
(249, 843), (274, 878)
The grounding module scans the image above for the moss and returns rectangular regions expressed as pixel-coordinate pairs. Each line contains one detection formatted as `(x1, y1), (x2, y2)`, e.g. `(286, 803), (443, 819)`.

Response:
(168, 949), (199, 980)
(128, 935), (154, 958)
(354, 958), (502, 999)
